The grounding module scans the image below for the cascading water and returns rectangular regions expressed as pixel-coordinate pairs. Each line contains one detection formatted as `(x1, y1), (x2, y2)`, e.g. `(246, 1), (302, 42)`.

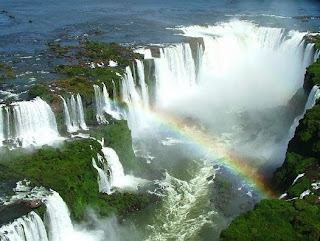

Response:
(1, 97), (61, 147)
(287, 85), (320, 141)
(76, 94), (88, 130)
(153, 43), (196, 108)
(92, 156), (112, 194)
(196, 43), (204, 77)
(134, 48), (153, 59)
(314, 49), (320, 62)
(44, 191), (100, 241)
(93, 84), (122, 124)
(0, 211), (49, 241)
(44, 191), (74, 241)
(304, 85), (320, 110)
(112, 80), (117, 101)
(136, 59), (149, 110)
(5, 106), (11, 141)
(0, 106), (4, 144)
(101, 145), (145, 190)
(60, 94), (88, 133)
(120, 66), (145, 130)
(123, 21), (320, 240)
(60, 96), (74, 132)
(175, 21), (316, 110)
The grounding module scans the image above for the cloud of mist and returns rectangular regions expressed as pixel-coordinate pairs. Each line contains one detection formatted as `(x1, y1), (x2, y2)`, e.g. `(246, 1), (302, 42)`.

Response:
(74, 209), (142, 241)
(158, 21), (312, 168)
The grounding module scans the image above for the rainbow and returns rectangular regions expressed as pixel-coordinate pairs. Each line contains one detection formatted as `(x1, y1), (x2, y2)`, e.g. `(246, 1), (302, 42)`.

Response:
(109, 96), (276, 198)
(147, 110), (276, 199)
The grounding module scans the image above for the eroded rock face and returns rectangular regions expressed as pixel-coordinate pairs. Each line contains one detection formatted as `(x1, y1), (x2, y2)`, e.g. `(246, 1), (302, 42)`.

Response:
(0, 200), (43, 226)
(21, 200), (43, 209)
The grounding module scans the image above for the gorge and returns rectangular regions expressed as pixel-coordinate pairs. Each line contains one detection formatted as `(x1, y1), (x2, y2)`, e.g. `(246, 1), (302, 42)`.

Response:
(0, 1), (320, 240)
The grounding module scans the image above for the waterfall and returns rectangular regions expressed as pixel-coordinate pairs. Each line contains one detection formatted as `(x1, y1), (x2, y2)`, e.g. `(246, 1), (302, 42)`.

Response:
(102, 147), (125, 188)
(314, 49), (320, 62)
(136, 59), (149, 109)
(60, 96), (76, 133)
(1, 190), (103, 241)
(92, 157), (112, 194)
(94, 84), (107, 124)
(61, 94), (88, 133)
(44, 191), (99, 241)
(196, 43), (204, 78)
(0, 106), (4, 145)
(153, 43), (196, 107)
(134, 48), (153, 59)
(76, 94), (87, 130)
(0, 211), (49, 241)
(112, 80), (117, 101)
(287, 85), (320, 142)
(101, 146), (145, 190)
(120, 67), (145, 129)
(102, 84), (113, 115)
(5, 106), (12, 141)
(45, 191), (73, 241)
(11, 97), (60, 147)
(93, 84), (121, 124)
(305, 85), (320, 110)
(302, 43), (316, 68)
(173, 22), (319, 109)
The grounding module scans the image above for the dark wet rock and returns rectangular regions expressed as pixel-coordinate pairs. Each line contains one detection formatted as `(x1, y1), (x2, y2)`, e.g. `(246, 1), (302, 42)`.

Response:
(0, 201), (37, 226)
(206, 175), (214, 181)
(21, 200), (43, 209)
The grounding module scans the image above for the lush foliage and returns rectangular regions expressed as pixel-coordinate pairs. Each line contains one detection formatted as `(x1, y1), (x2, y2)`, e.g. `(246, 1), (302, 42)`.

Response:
(0, 62), (15, 80)
(288, 101), (320, 158)
(274, 152), (316, 193)
(55, 76), (95, 102)
(89, 121), (147, 175)
(0, 139), (150, 220)
(220, 198), (320, 241)
(28, 84), (55, 103)
(305, 59), (320, 91)
(274, 100), (320, 196)
(304, 35), (320, 90)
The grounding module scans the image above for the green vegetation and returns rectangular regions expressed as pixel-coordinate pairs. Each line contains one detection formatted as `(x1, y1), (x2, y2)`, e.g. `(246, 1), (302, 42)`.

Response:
(28, 84), (55, 103)
(0, 139), (150, 220)
(287, 177), (311, 197)
(79, 41), (141, 67)
(89, 121), (147, 175)
(54, 77), (94, 102)
(304, 60), (320, 91)
(274, 152), (316, 193)
(274, 99), (320, 196)
(288, 100), (320, 158)
(304, 34), (320, 90)
(45, 40), (140, 122)
(46, 42), (68, 57)
(220, 199), (320, 241)
(0, 63), (16, 80)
